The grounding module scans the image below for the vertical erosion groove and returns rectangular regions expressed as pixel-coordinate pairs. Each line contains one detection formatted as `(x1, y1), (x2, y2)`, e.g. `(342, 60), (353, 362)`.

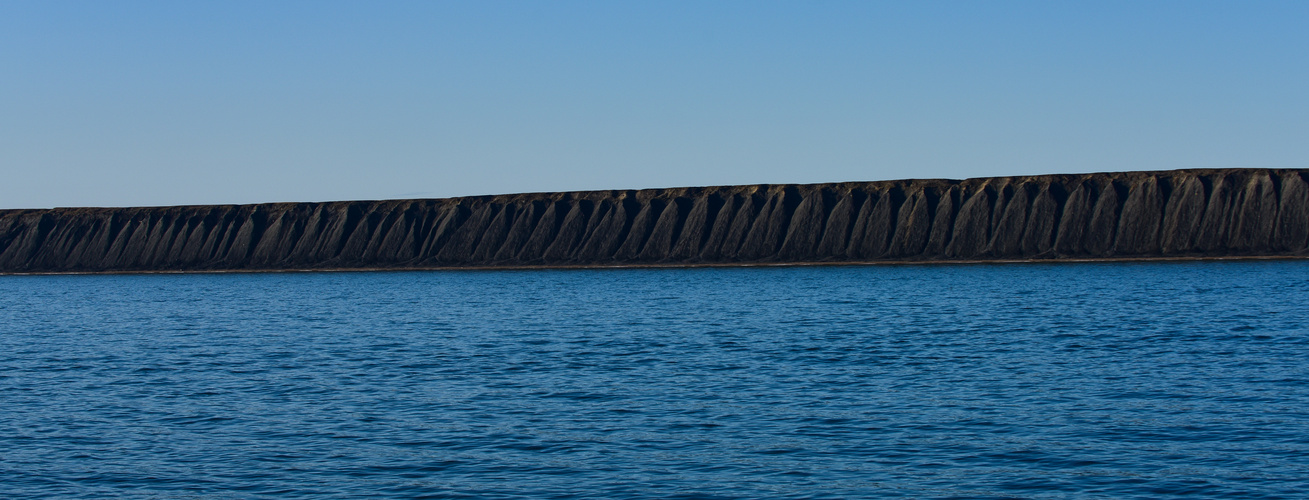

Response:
(1196, 175), (1235, 252)
(382, 203), (420, 263)
(668, 193), (718, 262)
(574, 198), (625, 262)
(1161, 176), (1207, 254)
(418, 203), (466, 262)
(761, 186), (801, 260)
(888, 188), (932, 257)
(1085, 180), (1122, 256)
(615, 198), (664, 261)
(991, 183), (1032, 258)
(719, 191), (763, 260)
(2, 169), (1306, 272)
(1114, 176), (1164, 256)
(493, 201), (541, 263)
(779, 187), (828, 260)
(639, 196), (689, 261)
(438, 202), (496, 263)
(737, 189), (783, 261)
(698, 193), (740, 261)
(815, 189), (863, 259)
(338, 203), (382, 263)
(1020, 184), (1060, 256)
(923, 186), (957, 257)
(848, 188), (897, 259)
(1275, 173), (1309, 252)
(1054, 182), (1092, 256)
(544, 199), (595, 262)
(471, 203), (516, 262)
(288, 205), (327, 264)
(1228, 172), (1278, 252)
(517, 200), (568, 263)
(947, 185), (994, 258)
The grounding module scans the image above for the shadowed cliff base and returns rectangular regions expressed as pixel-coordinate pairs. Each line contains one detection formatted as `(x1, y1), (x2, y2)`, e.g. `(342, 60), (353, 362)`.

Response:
(3, 168), (1307, 274)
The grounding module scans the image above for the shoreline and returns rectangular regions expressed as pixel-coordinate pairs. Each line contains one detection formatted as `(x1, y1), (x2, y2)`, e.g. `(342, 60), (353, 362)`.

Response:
(3, 254), (1304, 276)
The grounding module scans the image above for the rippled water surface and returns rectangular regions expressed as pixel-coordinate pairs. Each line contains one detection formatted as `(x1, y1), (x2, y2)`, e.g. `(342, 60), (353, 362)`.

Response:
(3, 261), (1308, 498)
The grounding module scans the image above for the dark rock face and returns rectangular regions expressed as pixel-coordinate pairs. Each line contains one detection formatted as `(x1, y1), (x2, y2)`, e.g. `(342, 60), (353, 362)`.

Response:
(2, 169), (1306, 273)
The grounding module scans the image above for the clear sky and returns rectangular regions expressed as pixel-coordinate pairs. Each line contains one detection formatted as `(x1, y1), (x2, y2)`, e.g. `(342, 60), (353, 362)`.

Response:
(1, 1), (1306, 209)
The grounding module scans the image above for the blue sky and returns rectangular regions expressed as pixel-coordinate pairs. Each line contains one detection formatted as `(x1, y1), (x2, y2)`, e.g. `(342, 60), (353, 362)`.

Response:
(2, 1), (1305, 208)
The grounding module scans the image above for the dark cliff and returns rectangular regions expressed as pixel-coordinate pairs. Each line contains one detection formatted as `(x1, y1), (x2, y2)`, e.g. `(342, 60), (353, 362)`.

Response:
(2, 168), (1307, 273)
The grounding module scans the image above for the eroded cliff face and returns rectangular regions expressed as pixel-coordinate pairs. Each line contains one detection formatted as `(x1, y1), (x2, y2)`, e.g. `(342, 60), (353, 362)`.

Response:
(2, 169), (1306, 273)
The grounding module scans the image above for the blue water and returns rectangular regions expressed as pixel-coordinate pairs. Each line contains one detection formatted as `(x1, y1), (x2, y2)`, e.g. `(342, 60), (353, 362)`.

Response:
(2, 261), (1308, 499)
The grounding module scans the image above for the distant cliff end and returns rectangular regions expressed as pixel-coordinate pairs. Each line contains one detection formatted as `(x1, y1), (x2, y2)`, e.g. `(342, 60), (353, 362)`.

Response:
(2, 168), (1307, 273)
